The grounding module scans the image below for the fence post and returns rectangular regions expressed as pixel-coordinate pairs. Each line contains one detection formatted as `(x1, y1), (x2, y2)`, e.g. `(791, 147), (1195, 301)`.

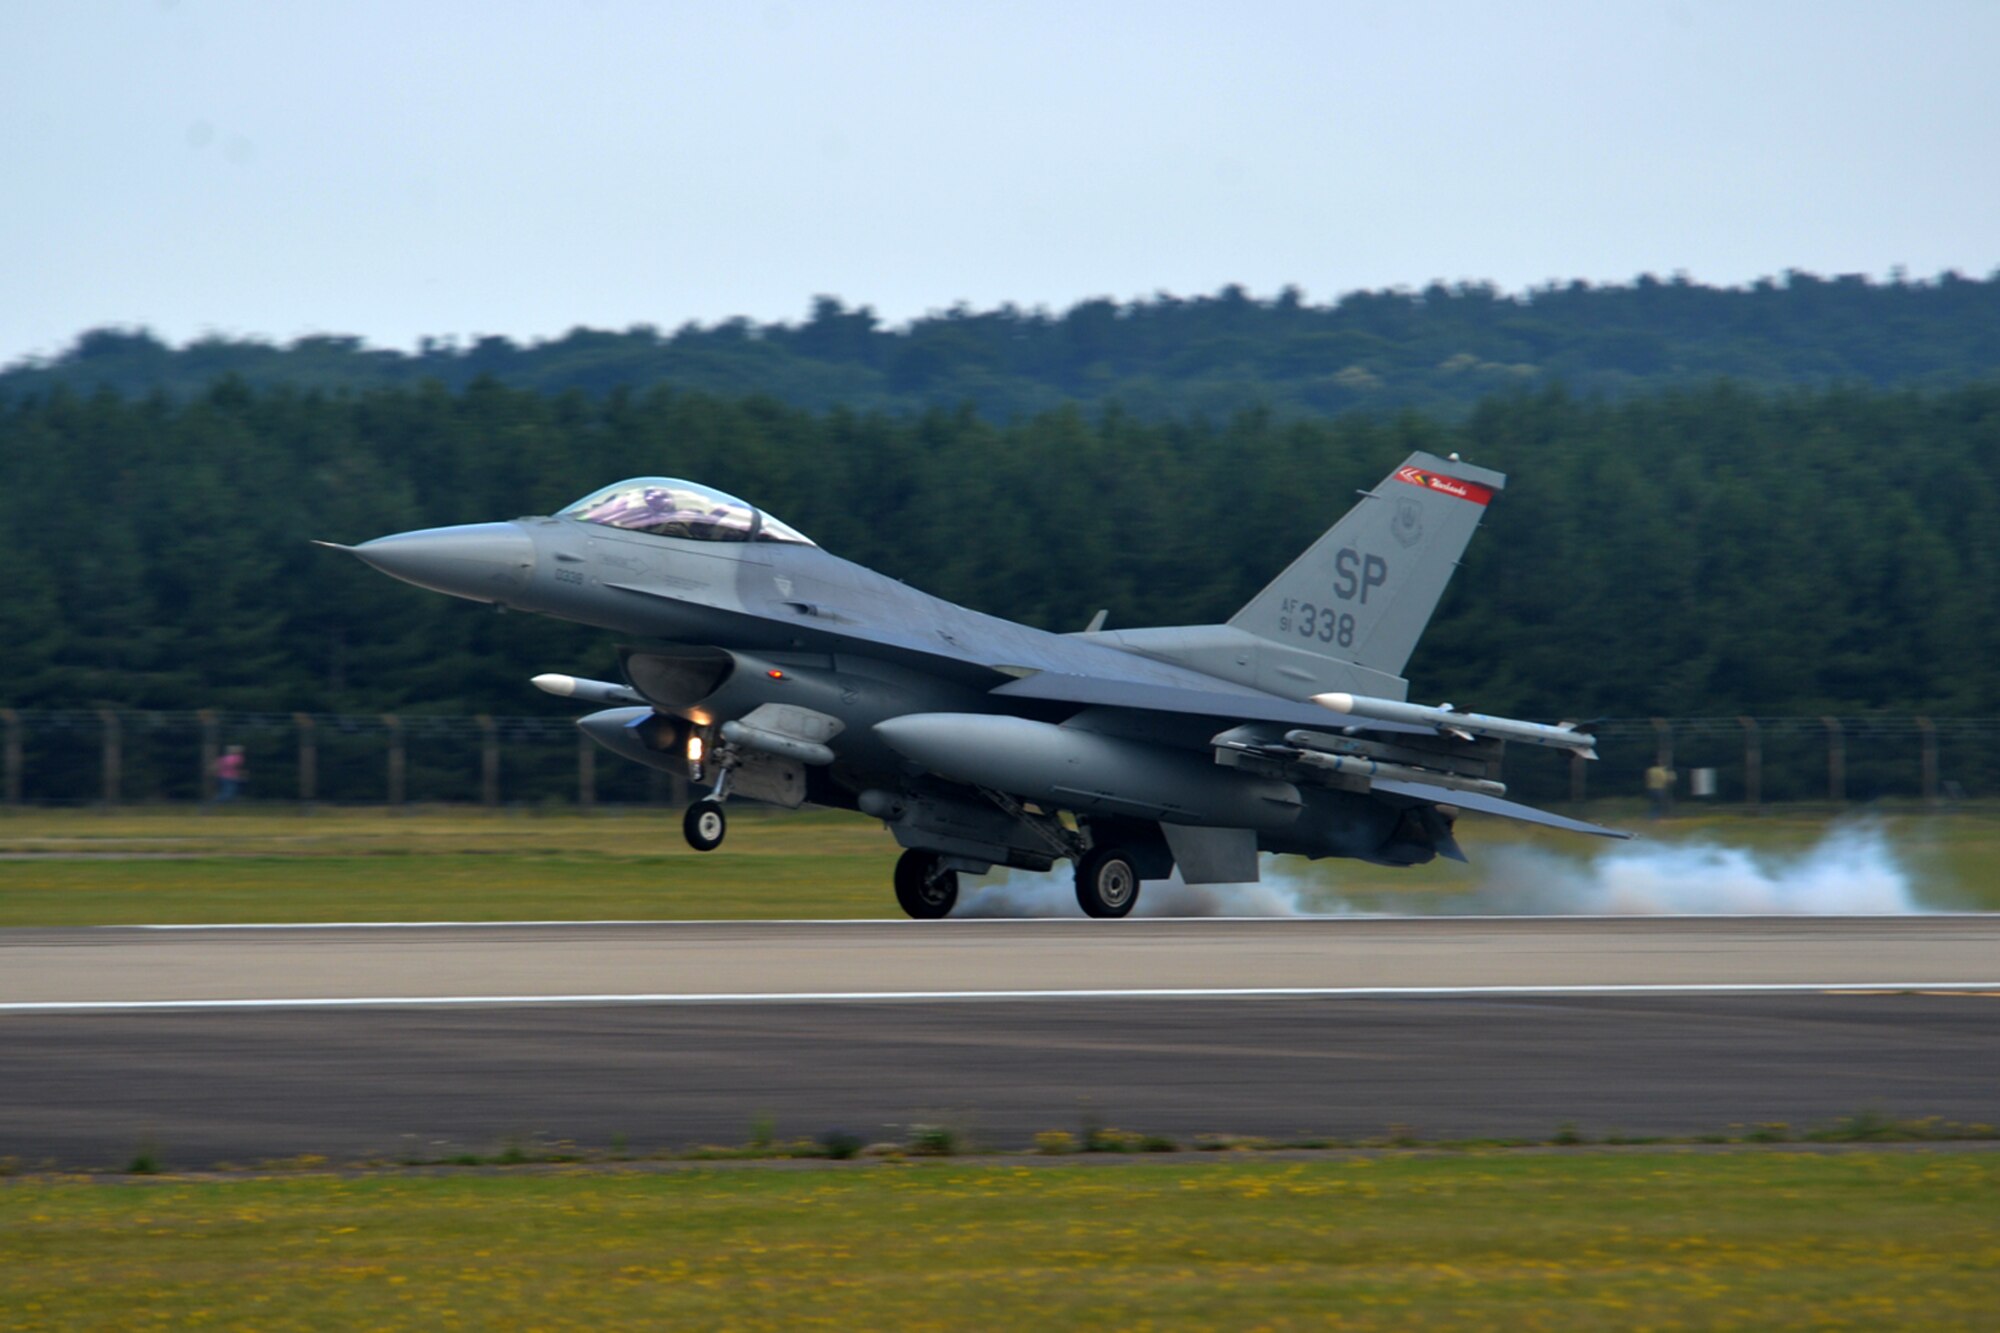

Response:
(98, 709), (122, 807)
(1916, 716), (1937, 804)
(198, 708), (219, 805)
(479, 715), (500, 807)
(383, 714), (406, 806)
(1, 708), (20, 806)
(1738, 716), (1761, 811)
(577, 731), (596, 809)
(294, 713), (318, 808)
(1651, 718), (1674, 817)
(1569, 749), (1586, 805)
(1821, 717), (1845, 803)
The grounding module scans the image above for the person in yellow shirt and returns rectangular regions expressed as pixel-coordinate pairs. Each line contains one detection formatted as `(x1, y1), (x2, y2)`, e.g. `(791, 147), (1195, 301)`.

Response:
(1645, 763), (1676, 819)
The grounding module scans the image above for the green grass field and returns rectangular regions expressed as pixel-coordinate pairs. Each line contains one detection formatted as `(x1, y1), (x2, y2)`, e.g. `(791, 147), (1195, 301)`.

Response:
(7, 814), (1996, 1328)
(5, 1152), (1997, 1329)
(1, 804), (1995, 925)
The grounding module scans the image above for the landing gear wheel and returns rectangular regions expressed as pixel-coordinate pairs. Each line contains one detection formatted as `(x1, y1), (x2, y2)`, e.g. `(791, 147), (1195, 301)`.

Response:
(683, 798), (727, 852)
(1075, 847), (1140, 918)
(893, 850), (959, 920)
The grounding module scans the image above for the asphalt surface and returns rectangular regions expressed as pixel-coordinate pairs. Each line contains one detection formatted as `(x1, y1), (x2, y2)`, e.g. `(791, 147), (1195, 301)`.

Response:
(2, 918), (1997, 1167)
(7, 916), (2000, 1005)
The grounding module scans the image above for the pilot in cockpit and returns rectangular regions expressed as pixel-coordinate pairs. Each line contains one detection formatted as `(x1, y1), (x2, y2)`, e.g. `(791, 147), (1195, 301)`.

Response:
(582, 486), (673, 527)
(562, 479), (810, 545)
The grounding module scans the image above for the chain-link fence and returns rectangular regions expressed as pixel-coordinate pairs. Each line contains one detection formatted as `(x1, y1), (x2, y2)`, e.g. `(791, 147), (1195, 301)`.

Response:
(0, 708), (688, 809)
(0, 707), (1992, 810)
(1498, 716), (2000, 809)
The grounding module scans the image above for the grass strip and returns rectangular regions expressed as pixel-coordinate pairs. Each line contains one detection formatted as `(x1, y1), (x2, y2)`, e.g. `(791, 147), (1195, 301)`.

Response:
(1, 806), (1996, 925)
(5, 1152), (1998, 1328)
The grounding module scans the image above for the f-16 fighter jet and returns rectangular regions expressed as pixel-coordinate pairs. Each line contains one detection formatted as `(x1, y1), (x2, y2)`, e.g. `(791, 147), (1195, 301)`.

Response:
(324, 452), (1625, 919)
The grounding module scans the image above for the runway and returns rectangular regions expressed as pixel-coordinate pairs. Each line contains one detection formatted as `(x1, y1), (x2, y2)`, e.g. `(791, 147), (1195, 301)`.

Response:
(3, 918), (1997, 1167)
(6, 916), (1999, 1008)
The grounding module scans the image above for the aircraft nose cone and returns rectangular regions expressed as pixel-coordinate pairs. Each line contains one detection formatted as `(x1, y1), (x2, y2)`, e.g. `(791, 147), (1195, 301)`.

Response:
(350, 522), (537, 603)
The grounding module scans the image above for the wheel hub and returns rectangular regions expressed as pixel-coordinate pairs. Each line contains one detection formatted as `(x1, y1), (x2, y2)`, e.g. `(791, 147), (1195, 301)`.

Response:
(1096, 862), (1135, 908)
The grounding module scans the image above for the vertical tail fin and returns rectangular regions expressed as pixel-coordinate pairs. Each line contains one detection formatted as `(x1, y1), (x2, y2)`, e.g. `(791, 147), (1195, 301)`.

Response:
(1226, 452), (1505, 679)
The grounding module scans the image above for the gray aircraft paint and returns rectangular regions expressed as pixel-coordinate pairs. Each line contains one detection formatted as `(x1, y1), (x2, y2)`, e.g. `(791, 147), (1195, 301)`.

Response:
(1073, 451), (1502, 701)
(1227, 450), (1505, 680)
(335, 452), (1622, 915)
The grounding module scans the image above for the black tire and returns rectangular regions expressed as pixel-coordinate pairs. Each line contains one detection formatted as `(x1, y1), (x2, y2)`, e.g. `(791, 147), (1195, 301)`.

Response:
(893, 849), (959, 920)
(1075, 847), (1140, 918)
(683, 798), (727, 852)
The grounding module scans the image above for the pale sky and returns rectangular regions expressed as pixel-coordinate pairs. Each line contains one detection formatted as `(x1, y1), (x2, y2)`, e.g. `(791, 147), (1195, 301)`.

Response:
(3, 0), (1996, 365)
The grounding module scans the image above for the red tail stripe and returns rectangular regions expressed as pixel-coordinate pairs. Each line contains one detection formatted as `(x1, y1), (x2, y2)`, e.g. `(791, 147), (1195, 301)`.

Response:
(1394, 465), (1493, 506)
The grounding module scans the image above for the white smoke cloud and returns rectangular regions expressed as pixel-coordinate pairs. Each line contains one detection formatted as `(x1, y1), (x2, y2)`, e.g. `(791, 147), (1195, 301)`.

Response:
(1462, 822), (1924, 916)
(951, 822), (1927, 918)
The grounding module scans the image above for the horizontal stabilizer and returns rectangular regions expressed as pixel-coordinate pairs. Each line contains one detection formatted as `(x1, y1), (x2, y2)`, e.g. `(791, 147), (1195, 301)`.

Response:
(1373, 779), (1633, 839)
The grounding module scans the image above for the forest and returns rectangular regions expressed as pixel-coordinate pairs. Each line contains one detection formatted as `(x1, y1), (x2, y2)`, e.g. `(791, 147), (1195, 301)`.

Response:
(6, 269), (1999, 421)
(1, 376), (1995, 726)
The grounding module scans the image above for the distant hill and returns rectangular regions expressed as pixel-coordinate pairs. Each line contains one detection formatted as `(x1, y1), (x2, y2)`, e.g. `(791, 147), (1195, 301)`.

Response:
(5, 269), (1996, 418)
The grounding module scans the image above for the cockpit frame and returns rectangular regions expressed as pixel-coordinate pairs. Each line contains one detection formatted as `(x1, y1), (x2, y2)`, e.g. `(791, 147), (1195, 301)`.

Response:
(556, 478), (815, 547)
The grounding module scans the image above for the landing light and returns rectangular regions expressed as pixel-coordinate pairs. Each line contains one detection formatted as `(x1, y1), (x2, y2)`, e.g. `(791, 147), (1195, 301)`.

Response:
(687, 734), (705, 765)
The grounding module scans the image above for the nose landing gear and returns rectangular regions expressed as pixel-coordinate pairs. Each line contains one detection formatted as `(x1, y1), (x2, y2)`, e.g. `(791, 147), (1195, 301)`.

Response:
(682, 752), (734, 852)
(683, 795), (728, 851)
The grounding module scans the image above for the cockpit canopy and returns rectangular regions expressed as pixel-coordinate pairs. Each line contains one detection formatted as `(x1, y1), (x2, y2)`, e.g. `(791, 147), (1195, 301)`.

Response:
(556, 478), (815, 546)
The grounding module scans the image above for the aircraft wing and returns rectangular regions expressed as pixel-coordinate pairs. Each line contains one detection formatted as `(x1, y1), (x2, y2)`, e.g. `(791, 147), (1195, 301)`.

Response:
(992, 673), (1629, 840)
(988, 672), (1434, 735)
(1373, 780), (1632, 839)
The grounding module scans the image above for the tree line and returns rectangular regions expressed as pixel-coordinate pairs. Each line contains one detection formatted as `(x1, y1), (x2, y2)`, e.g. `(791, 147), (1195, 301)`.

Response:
(1, 377), (1994, 723)
(7, 268), (1998, 421)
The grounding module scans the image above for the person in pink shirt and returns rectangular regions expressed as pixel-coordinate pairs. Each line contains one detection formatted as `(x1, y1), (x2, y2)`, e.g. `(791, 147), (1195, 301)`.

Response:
(214, 745), (247, 802)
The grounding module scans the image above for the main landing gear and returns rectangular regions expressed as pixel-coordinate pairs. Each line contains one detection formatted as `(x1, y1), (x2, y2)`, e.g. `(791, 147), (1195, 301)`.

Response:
(888, 842), (1144, 920)
(893, 849), (959, 919)
(1074, 845), (1140, 918)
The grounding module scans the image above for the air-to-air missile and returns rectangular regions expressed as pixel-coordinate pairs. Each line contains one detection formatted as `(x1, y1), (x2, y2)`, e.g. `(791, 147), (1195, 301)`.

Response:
(1312, 692), (1600, 757)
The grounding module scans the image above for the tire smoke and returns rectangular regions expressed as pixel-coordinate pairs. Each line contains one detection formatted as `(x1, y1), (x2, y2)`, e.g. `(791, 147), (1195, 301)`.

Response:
(952, 822), (1926, 918)
(1459, 822), (1923, 916)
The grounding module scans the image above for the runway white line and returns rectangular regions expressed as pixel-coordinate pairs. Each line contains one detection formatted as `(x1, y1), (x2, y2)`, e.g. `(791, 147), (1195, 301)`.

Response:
(116, 912), (1996, 930)
(6, 982), (2000, 1013)
(125, 919), (919, 930)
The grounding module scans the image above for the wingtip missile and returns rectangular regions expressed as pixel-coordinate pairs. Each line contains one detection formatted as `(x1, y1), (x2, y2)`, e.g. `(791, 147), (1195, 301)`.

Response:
(532, 673), (646, 706)
(1312, 692), (1599, 755)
